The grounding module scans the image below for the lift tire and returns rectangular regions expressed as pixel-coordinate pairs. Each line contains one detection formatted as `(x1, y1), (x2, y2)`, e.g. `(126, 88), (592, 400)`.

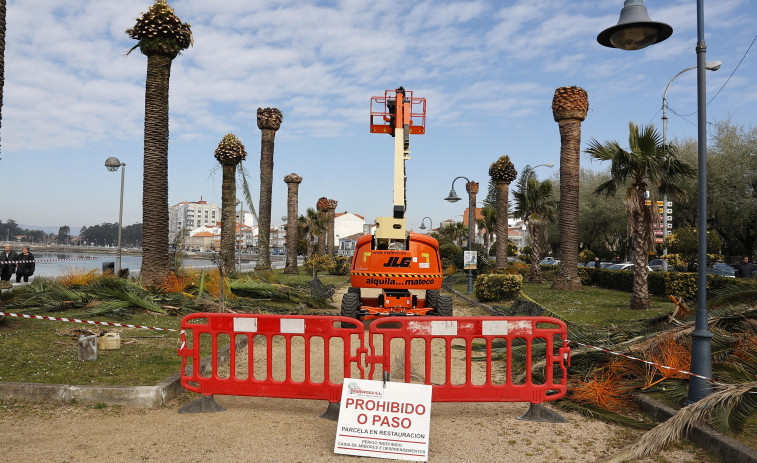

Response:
(340, 292), (360, 328)
(437, 295), (453, 317)
(426, 290), (440, 309)
(347, 287), (361, 297)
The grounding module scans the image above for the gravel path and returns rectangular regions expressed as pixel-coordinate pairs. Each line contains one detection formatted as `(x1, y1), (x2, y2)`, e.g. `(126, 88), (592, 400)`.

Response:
(1, 287), (714, 462)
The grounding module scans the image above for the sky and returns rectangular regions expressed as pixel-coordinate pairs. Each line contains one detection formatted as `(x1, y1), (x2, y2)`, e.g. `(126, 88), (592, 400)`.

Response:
(2, 0), (756, 235)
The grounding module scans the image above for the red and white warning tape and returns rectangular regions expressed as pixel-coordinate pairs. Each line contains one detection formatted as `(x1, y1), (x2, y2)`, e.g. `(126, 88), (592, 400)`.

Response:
(0, 311), (179, 333)
(567, 339), (757, 393)
(0, 257), (111, 265)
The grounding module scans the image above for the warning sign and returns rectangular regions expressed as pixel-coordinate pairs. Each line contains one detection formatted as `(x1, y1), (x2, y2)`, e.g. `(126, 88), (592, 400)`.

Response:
(334, 378), (432, 461)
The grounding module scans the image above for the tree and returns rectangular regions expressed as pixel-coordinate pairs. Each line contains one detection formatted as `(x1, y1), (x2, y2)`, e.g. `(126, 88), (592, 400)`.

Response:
(326, 199), (338, 255)
(255, 107), (283, 271)
(489, 155), (517, 269)
(298, 207), (326, 260)
(578, 168), (627, 260)
(127, 0), (193, 286)
(284, 173), (303, 274)
(57, 226), (70, 245)
(552, 86), (589, 291)
(214, 133), (247, 274)
(587, 122), (695, 310)
(476, 205), (497, 255)
(513, 170), (557, 283)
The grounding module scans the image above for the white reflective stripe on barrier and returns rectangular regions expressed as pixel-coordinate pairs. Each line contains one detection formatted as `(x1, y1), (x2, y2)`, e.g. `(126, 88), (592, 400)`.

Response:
(482, 320), (509, 335)
(234, 317), (258, 332)
(280, 318), (305, 334)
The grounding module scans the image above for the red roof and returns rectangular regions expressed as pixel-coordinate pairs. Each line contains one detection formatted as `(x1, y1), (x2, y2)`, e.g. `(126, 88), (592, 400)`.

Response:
(335, 211), (365, 220)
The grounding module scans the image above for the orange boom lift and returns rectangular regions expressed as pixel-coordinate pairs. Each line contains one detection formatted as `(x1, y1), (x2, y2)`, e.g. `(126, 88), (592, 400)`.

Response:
(340, 87), (453, 322)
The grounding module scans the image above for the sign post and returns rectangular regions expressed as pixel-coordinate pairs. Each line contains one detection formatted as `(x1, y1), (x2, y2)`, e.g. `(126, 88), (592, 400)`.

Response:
(334, 378), (432, 461)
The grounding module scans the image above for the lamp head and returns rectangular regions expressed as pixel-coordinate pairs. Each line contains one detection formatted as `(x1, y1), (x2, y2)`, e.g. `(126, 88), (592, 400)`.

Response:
(545, 163), (555, 168)
(419, 223), (426, 230)
(105, 157), (123, 172)
(597, 0), (672, 50)
(445, 189), (461, 203)
(705, 61), (722, 71)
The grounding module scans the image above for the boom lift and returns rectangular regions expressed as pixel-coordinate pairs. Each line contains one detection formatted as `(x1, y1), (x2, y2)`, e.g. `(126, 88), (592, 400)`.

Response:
(340, 87), (453, 322)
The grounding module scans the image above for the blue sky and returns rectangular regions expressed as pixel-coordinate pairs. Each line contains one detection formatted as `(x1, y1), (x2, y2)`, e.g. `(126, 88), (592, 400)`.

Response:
(2, 0), (756, 234)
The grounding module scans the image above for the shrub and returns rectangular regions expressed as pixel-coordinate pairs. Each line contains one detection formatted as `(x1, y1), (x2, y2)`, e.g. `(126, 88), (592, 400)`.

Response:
(303, 255), (334, 277)
(474, 273), (523, 302)
(578, 249), (596, 264)
(440, 242), (463, 272)
(331, 255), (351, 276)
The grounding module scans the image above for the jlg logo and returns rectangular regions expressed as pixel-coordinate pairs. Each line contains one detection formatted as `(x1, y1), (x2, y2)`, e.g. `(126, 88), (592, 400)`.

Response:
(383, 257), (412, 268)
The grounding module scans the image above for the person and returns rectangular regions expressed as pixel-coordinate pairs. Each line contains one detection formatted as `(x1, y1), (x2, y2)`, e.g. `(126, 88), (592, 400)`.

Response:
(734, 256), (755, 279)
(0, 244), (17, 281)
(15, 247), (35, 283)
(593, 257), (600, 268)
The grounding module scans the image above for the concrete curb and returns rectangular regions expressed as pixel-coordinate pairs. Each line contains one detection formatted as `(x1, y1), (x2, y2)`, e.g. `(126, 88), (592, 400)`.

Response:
(635, 394), (757, 463)
(0, 327), (248, 409)
(448, 287), (498, 315)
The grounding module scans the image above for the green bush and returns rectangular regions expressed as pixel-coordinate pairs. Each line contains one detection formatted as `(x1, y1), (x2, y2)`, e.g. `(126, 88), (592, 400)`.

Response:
(331, 255), (351, 276)
(303, 255), (334, 276)
(647, 271), (666, 296)
(474, 273), (523, 302)
(440, 242), (463, 272)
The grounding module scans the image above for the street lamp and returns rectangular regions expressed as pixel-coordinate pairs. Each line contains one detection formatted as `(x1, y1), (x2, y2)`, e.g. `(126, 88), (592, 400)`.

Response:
(236, 200), (243, 272)
(419, 217), (433, 233)
(599, 0), (713, 403)
(105, 157), (125, 275)
(662, 61), (721, 254)
(597, 0), (673, 50)
(445, 176), (475, 294)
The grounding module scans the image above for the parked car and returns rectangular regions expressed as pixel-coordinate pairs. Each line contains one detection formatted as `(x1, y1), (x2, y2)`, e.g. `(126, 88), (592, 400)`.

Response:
(539, 257), (560, 266)
(607, 263), (654, 272)
(708, 262), (736, 278)
(648, 258), (668, 272)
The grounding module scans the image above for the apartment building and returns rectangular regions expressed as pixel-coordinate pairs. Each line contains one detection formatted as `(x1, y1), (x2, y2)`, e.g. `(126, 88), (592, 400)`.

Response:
(169, 199), (221, 242)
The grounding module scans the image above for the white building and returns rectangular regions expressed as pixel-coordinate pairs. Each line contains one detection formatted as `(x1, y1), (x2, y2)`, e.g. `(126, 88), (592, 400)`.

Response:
(170, 199), (221, 242)
(334, 212), (366, 243)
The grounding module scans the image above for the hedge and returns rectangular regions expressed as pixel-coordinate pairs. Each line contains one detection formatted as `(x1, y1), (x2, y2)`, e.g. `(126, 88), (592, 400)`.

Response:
(474, 273), (523, 302)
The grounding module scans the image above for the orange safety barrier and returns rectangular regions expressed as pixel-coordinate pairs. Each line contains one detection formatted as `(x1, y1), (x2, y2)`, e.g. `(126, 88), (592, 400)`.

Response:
(178, 314), (570, 409)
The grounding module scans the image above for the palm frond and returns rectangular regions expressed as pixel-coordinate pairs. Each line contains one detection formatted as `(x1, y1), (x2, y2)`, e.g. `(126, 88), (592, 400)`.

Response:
(554, 399), (654, 429)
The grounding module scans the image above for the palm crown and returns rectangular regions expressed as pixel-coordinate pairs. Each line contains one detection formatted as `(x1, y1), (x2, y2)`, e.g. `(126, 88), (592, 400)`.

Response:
(127, 0), (193, 57)
(214, 133), (247, 166)
(489, 155), (518, 183)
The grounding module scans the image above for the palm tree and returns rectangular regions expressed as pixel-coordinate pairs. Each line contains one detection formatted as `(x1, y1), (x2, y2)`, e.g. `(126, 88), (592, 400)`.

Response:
(552, 86), (589, 291)
(298, 207), (326, 259)
(316, 197), (329, 256)
(284, 173), (302, 274)
(326, 199), (338, 255)
(586, 122), (695, 310)
(0, 0), (6, 156)
(513, 169), (557, 283)
(255, 107), (283, 271)
(489, 155), (518, 269)
(127, 0), (192, 286)
(477, 206), (497, 255)
(214, 134), (247, 274)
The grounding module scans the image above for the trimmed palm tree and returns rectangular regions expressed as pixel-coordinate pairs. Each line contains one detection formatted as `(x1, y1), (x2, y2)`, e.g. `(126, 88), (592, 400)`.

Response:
(284, 173), (302, 274)
(513, 170), (557, 283)
(214, 134), (247, 274)
(326, 199), (338, 256)
(299, 207), (326, 259)
(0, 0), (5, 155)
(255, 107), (283, 271)
(477, 205), (497, 255)
(489, 155), (518, 269)
(586, 122), (695, 310)
(127, 0), (192, 286)
(466, 181), (479, 246)
(552, 86), (588, 291)
(316, 197), (329, 256)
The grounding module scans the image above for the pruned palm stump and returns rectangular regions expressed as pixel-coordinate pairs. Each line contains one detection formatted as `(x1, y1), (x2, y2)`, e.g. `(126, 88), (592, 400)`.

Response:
(551, 86), (588, 291)
(489, 156), (517, 270)
(214, 133), (247, 275)
(127, 0), (193, 286)
(256, 107), (283, 271)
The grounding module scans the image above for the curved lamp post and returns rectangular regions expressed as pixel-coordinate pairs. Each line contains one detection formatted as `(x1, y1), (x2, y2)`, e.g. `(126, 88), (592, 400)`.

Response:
(600, 0), (713, 403)
(105, 157), (126, 275)
(445, 176), (475, 294)
(662, 61), (721, 255)
(419, 217), (433, 233)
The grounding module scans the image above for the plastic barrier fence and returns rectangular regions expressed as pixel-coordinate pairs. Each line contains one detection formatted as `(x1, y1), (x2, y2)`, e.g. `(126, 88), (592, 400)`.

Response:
(179, 314), (570, 406)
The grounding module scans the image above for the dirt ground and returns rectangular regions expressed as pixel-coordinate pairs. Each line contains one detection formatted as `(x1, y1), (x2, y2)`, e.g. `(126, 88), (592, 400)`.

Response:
(0, 288), (715, 463)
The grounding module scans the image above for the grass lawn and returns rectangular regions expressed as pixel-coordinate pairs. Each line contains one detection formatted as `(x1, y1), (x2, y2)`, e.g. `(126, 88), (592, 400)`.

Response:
(0, 269), (349, 386)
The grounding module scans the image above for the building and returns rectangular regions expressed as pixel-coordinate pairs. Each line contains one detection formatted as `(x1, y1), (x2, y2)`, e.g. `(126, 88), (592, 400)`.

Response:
(334, 212), (366, 244)
(169, 199), (221, 243)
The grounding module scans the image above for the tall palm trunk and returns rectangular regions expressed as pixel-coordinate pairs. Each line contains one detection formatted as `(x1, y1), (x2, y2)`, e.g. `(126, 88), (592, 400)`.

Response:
(326, 199), (337, 256)
(495, 180), (510, 269)
(528, 221), (543, 283)
(220, 164), (236, 273)
(630, 186), (651, 309)
(552, 86), (588, 291)
(0, 0), (6, 154)
(256, 108), (282, 271)
(140, 53), (173, 285)
(284, 173), (302, 274)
